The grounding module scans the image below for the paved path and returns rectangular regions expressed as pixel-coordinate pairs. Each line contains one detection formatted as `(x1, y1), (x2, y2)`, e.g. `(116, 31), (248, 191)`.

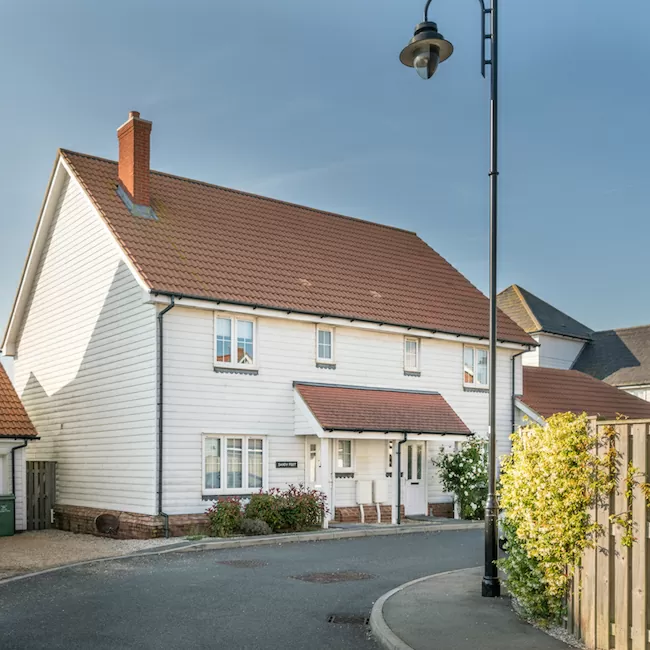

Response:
(0, 529), (481, 650)
(372, 567), (569, 650)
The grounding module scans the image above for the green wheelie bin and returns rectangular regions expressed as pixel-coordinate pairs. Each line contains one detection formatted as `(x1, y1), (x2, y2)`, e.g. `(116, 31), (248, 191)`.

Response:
(0, 494), (16, 536)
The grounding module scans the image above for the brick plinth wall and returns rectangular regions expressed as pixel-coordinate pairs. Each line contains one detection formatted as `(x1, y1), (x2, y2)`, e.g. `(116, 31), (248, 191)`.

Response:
(428, 502), (453, 518)
(54, 505), (210, 539)
(334, 505), (404, 524)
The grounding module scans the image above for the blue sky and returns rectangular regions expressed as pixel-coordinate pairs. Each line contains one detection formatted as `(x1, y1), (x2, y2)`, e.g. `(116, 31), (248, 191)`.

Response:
(1, 0), (648, 374)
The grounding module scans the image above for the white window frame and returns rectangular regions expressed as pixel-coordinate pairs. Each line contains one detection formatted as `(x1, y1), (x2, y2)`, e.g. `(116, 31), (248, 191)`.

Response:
(336, 439), (354, 471)
(404, 336), (420, 372)
(202, 434), (267, 495)
(463, 345), (489, 388)
(316, 325), (335, 364)
(214, 313), (257, 368)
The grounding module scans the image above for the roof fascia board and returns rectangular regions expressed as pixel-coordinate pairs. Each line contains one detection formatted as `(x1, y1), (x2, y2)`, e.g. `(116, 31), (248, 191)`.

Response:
(514, 398), (546, 426)
(1, 156), (66, 355)
(532, 329), (592, 343)
(149, 294), (533, 351)
(313, 430), (471, 441)
(294, 391), (325, 437)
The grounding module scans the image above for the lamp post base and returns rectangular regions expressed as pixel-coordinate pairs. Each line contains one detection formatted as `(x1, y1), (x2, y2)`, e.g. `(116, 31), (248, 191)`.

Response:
(481, 576), (501, 598)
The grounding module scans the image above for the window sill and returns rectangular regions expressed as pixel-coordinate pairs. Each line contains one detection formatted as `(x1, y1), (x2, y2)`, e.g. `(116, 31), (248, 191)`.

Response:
(214, 366), (259, 375)
(404, 370), (421, 377)
(463, 385), (489, 393)
(316, 362), (337, 369)
(335, 472), (355, 479)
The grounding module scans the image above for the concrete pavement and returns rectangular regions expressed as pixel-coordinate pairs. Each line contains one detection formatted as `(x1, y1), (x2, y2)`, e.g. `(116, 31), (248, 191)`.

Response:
(370, 567), (570, 650)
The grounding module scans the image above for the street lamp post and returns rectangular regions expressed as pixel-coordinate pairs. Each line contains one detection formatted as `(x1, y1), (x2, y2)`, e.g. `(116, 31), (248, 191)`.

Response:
(400, 0), (501, 598)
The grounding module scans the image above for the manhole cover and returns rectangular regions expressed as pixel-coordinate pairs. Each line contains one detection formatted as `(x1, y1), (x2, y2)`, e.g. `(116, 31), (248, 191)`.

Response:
(292, 571), (375, 584)
(327, 614), (370, 625)
(217, 560), (267, 568)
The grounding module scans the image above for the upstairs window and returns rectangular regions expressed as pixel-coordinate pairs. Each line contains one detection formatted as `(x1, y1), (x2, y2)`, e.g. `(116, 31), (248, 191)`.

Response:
(215, 315), (256, 366)
(464, 345), (488, 387)
(316, 326), (335, 364)
(404, 337), (420, 372)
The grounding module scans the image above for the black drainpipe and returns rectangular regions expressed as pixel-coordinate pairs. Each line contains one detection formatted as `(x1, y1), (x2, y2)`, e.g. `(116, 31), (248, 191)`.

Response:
(157, 297), (176, 538)
(396, 433), (408, 524)
(10, 440), (29, 532)
(511, 349), (529, 433)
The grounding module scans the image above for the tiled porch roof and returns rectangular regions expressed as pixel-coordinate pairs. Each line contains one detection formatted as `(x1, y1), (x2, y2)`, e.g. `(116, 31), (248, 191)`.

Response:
(295, 383), (472, 435)
(0, 363), (38, 438)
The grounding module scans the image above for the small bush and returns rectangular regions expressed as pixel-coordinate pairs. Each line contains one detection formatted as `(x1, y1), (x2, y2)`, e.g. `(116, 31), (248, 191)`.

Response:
(280, 483), (327, 531)
(206, 497), (242, 537)
(245, 491), (285, 531)
(240, 518), (273, 536)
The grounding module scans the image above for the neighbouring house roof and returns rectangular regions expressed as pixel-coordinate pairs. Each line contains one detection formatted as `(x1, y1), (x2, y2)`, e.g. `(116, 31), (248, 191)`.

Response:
(295, 383), (472, 434)
(55, 150), (534, 346)
(0, 363), (38, 438)
(573, 325), (650, 387)
(497, 285), (593, 341)
(520, 366), (650, 420)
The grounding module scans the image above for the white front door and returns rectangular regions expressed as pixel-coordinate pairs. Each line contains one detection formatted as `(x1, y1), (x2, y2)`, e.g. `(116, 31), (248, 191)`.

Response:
(306, 440), (321, 489)
(402, 442), (427, 516)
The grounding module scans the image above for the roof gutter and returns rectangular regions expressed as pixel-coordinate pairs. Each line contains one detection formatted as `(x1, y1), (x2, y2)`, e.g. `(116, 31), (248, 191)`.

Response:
(151, 290), (534, 348)
(157, 297), (176, 538)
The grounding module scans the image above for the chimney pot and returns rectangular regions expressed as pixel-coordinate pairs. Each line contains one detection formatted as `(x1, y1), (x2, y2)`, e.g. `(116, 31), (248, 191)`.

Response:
(117, 111), (151, 206)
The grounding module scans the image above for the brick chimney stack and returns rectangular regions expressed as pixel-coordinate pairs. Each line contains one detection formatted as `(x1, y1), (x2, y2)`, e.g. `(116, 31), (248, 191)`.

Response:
(117, 111), (152, 206)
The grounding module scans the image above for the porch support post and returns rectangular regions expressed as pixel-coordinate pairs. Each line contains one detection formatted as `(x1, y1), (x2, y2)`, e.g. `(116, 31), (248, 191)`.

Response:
(319, 437), (332, 528)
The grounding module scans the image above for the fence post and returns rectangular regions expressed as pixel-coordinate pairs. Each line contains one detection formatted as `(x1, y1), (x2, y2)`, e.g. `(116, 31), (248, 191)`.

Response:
(614, 423), (631, 650)
(631, 422), (648, 650)
(596, 422), (613, 649)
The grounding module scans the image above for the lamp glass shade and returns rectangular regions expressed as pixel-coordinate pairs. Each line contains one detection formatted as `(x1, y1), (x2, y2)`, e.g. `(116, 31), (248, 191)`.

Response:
(413, 46), (440, 79)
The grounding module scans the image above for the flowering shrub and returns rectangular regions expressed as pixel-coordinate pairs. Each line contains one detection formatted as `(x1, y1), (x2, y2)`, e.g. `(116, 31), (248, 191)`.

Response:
(498, 412), (630, 624)
(245, 484), (327, 532)
(433, 437), (487, 520)
(206, 497), (242, 537)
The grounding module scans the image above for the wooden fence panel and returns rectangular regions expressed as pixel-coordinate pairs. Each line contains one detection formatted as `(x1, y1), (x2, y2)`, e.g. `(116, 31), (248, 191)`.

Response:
(567, 419), (650, 650)
(26, 461), (56, 531)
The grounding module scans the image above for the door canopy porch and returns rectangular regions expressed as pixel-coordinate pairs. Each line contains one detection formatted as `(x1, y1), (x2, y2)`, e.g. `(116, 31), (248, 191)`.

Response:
(294, 382), (471, 440)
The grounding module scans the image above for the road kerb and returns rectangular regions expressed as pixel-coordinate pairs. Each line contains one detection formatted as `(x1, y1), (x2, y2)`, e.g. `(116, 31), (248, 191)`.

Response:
(370, 567), (483, 650)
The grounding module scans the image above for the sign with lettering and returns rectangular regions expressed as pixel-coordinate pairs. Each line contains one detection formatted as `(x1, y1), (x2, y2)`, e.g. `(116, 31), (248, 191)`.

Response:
(275, 461), (298, 469)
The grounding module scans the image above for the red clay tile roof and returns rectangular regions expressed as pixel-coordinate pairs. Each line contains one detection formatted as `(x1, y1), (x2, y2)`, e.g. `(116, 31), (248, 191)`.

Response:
(61, 150), (533, 345)
(0, 364), (37, 438)
(521, 366), (650, 420)
(295, 383), (472, 434)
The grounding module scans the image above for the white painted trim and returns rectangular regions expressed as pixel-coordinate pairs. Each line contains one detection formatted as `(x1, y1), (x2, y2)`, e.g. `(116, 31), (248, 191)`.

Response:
(514, 399), (545, 426)
(149, 295), (531, 351)
(2, 156), (151, 356)
(317, 430), (471, 442)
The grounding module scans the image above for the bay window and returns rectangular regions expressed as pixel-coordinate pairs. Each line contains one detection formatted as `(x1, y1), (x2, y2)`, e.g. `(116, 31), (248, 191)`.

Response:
(464, 345), (488, 387)
(215, 314), (256, 366)
(203, 435), (265, 494)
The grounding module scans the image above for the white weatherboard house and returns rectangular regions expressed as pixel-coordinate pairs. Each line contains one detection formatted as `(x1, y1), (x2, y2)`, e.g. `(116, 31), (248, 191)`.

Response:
(0, 112), (534, 537)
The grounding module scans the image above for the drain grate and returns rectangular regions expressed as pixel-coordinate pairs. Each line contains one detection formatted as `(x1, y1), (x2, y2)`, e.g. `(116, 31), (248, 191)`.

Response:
(327, 614), (370, 625)
(292, 571), (375, 584)
(217, 560), (267, 568)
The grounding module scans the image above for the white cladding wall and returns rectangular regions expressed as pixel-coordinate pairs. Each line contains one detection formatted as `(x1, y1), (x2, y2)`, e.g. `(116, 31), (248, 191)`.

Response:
(13, 173), (158, 514)
(624, 386), (650, 402)
(522, 333), (584, 370)
(161, 306), (519, 514)
(0, 442), (26, 530)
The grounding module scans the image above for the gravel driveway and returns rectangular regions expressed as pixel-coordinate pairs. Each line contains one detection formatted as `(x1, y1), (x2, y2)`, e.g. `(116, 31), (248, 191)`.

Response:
(0, 530), (181, 580)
